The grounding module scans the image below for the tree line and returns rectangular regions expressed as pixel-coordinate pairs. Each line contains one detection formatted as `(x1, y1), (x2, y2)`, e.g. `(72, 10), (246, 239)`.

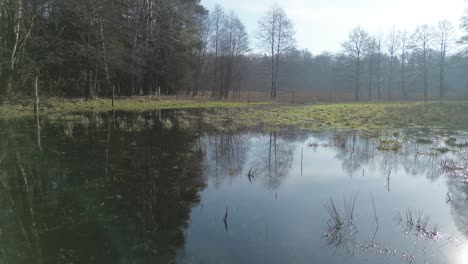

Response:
(1, 1), (468, 101)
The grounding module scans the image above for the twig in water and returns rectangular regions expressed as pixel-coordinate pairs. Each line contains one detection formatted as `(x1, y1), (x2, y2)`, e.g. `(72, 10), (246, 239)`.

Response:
(387, 170), (391, 192)
(371, 193), (379, 241)
(301, 147), (303, 176)
(446, 192), (451, 203)
(223, 207), (228, 232)
(247, 168), (256, 183)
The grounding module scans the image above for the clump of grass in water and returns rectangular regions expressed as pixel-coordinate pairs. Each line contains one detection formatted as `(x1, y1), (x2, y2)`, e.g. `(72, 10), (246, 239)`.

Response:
(378, 139), (402, 151)
(394, 209), (443, 241)
(416, 138), (433, 144)
(323, 195), (358, 247)
(323, 195), (418, 263)
(445, 137), (468, 148)
(435, 147), (450, 154)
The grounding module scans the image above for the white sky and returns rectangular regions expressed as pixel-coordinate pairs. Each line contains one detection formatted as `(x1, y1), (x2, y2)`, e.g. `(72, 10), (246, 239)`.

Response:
(201, 0), (466, 54)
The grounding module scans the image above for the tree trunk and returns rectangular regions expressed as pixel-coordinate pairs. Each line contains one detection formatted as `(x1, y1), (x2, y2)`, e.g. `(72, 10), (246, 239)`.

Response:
(423, 48), (428, 102)
(368, 54), (373, 101)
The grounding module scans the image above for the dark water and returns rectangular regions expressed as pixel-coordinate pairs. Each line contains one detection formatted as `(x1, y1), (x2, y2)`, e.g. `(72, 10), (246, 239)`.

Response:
(0, 110), (467, 264)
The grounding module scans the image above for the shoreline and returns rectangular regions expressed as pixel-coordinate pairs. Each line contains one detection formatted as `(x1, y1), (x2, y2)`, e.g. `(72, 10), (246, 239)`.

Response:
(2, 98), (468, 132)
(0, 97), (270, 119)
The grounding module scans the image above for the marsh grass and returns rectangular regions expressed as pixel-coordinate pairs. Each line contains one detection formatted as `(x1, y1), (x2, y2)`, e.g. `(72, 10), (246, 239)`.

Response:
(394, 209), (442, 241)
(323, 195), (359, 248)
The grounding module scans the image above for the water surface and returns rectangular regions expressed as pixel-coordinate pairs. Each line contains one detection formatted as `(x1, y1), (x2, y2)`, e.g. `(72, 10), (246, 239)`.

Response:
(0, 110), (467, 264)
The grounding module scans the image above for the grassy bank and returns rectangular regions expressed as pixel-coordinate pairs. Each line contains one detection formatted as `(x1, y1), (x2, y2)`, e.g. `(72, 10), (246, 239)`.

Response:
(0, 97), (268, 119)
(2, 98), (468, 132)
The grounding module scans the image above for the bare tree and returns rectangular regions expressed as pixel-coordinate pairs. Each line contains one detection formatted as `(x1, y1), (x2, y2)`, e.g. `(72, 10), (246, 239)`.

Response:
(387, 28), (398, 101)
(398, 29), (409, 100)
(436, 20), (455, 100)
(376, 34), (383, 100)
(218, 11), (249, 99)
(257, 5), (295, 98)
(411, 25), (434, 102)
(343, 27), (370, 101)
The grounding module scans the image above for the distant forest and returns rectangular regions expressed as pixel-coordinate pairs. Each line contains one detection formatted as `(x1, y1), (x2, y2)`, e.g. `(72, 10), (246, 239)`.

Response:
(1, 0), (468, 101)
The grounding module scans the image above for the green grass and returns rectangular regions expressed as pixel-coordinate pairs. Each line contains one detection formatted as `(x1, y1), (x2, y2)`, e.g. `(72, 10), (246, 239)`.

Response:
(219, 101), (468, 131)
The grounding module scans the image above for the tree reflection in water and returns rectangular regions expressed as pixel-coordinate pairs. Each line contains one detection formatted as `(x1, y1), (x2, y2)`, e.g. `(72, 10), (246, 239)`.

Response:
(0, 111), (205, 264)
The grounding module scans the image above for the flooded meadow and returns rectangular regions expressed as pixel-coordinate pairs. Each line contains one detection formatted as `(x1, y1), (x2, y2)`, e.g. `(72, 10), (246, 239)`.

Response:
(0, 110), (468, 264)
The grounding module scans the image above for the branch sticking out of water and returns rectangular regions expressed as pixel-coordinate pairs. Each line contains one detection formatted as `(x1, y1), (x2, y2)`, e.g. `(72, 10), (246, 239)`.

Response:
(446, 192), (451, 203)
(371, 193), (379, 241)
(247, 168), (256, 183)
(223, 207), (228, 232)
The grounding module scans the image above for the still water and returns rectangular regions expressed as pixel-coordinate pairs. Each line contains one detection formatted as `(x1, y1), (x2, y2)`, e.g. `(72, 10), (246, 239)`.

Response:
(0, 110), (467, 264)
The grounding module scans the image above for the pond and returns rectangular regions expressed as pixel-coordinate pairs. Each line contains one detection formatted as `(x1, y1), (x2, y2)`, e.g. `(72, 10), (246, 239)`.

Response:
(0, 110), (467, 264)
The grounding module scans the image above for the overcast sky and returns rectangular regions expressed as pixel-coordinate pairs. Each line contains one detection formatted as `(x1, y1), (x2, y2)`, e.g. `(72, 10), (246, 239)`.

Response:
(200, 0), (466, 54)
